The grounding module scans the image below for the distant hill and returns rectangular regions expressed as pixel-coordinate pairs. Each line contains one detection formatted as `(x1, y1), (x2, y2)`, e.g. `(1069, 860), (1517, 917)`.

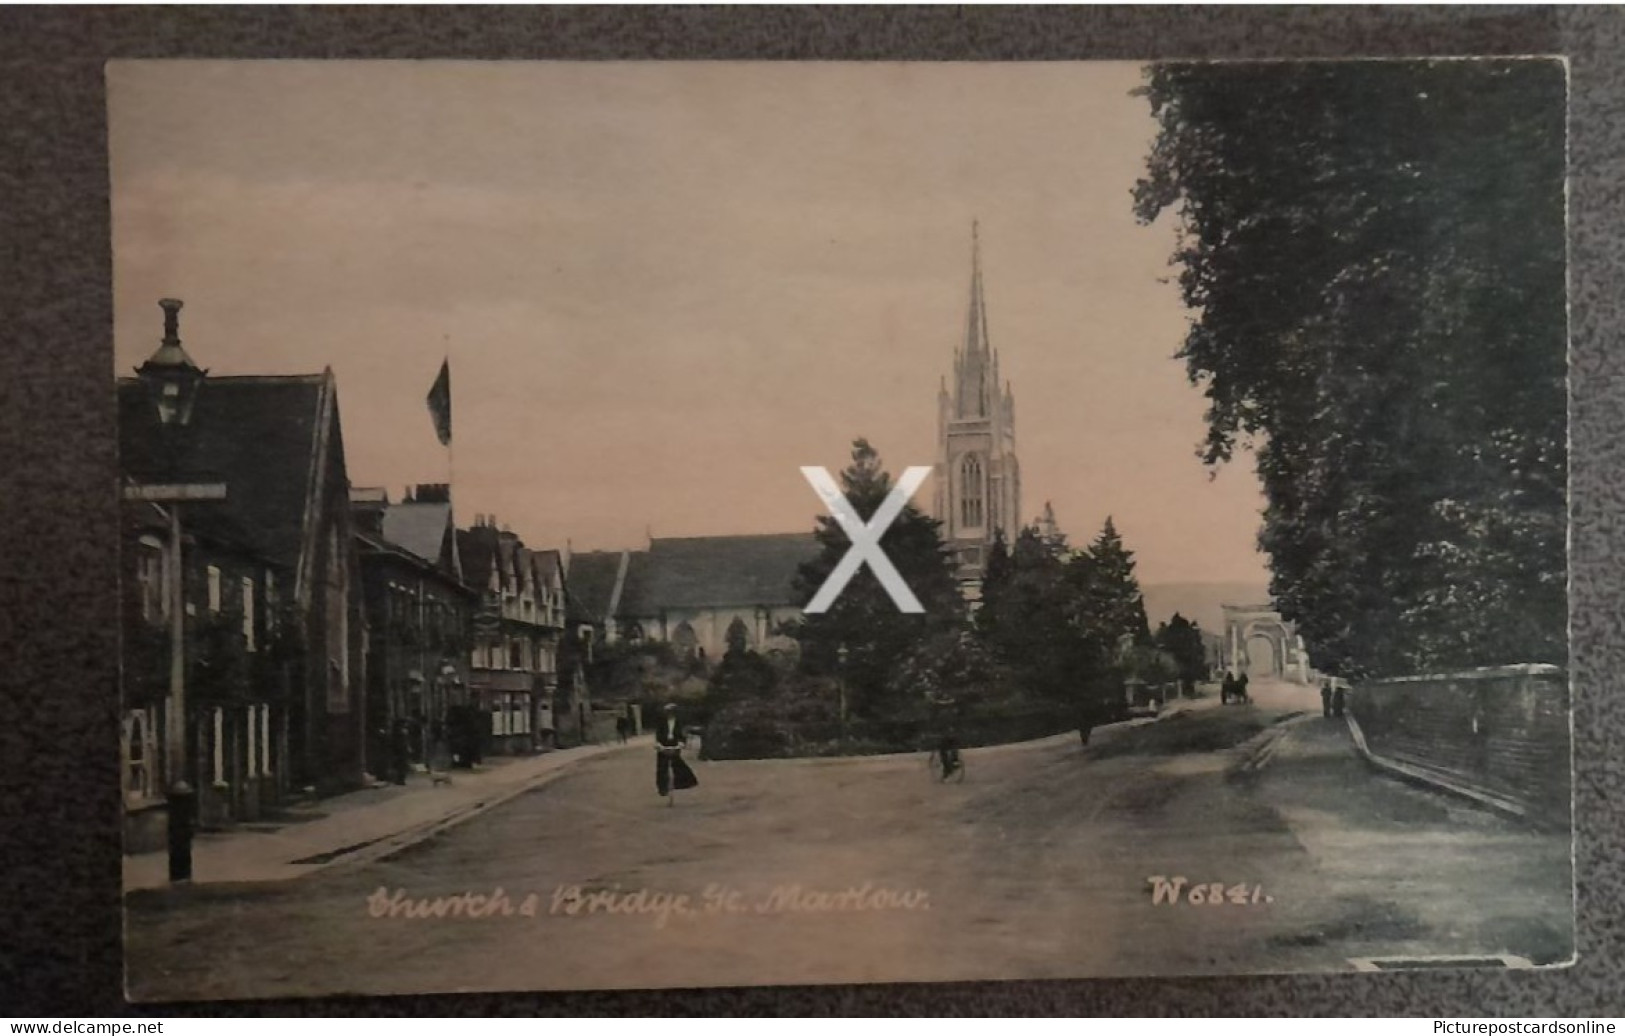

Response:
(1141, 582), (1271, 636)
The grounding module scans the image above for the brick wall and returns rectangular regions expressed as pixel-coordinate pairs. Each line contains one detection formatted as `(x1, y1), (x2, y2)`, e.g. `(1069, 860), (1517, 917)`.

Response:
(1348, 664), (1570, 827)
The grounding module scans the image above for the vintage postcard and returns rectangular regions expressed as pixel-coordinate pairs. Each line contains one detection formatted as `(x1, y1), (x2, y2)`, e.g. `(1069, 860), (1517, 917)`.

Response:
(112, 59), (1571, 1000)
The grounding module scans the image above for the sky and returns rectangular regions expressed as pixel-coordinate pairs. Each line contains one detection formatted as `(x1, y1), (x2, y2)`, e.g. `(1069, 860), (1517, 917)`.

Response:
(108, 60), (1271, 588)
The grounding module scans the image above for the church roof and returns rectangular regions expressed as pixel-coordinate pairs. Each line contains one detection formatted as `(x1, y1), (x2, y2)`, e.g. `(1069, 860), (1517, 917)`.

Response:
(619, 533), (819, 613)
(565, 550), (626, 623)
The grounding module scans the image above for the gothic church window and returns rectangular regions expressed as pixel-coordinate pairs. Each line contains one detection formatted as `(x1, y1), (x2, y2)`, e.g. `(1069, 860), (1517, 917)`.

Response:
(960, 454), (984, 528)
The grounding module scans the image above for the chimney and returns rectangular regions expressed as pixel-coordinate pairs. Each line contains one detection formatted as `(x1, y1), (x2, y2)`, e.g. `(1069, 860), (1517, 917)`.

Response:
(414, 484), (450, 504)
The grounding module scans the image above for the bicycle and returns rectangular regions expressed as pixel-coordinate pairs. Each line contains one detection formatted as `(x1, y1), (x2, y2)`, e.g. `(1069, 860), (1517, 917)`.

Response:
(927, 744), (967, 784)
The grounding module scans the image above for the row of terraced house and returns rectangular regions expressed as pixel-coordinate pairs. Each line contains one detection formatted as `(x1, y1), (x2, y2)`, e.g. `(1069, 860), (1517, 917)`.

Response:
(118, 300), (614, 852)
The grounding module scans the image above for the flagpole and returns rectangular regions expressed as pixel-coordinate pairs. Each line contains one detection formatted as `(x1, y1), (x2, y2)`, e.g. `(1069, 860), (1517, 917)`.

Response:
(443, 334), (455, 503)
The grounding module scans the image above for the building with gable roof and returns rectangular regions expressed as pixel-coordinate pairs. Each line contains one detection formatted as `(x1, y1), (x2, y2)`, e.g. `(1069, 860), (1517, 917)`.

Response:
(351, 484), (478, 780)
(573, 533), (817, 662)
(118, 299), (370, 842)
(456, 515), (571, 756)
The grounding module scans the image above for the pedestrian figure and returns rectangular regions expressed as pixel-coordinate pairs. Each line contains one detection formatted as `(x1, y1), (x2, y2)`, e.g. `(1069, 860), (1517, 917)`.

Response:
(1321, 679), (1334, 718)
(654, 703), (698, 806)
(1331, 681), (1347, 718)
(1221, 671), (1236, 705)
(428, 721), (454, 786)
(1236, 672), (1250, 703)
(390, 719), (411, 785)
(615, 715), (629, 744)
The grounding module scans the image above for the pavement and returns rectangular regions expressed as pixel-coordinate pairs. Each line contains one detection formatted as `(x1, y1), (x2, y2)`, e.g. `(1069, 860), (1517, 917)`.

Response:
(124, 678), (1572, 1000)
(123, 737), (649, 892)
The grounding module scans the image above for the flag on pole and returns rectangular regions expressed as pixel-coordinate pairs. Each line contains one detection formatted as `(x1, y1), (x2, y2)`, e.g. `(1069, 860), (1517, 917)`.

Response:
(427, 359), (452, 446)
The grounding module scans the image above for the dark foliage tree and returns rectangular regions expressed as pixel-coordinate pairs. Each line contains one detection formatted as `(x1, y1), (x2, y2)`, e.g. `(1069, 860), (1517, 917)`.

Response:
(973, 525), (1115, 710)
(1155, 612), (1208, 693)
(708, 620), (779, 706)
(790, 439), (964, 719)
(975, 527), (1014, 640)
(1065, 517), (1150, 651)
(1134, 60), (1566, 676)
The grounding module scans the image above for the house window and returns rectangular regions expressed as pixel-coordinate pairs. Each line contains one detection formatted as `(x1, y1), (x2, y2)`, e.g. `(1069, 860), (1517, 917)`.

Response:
(211, 707), (226, 787)
(247, 704), (259, 778)
(207, 565), (222, 613)
(259, 705), (273, 776)
(265, 570), (277, 634)
(959, 454), (984, 529)
(136, 537), (166, 624)
(509, 639), (523, 670)
(242, 576), (256, 651)
(124, 709), (156, 803)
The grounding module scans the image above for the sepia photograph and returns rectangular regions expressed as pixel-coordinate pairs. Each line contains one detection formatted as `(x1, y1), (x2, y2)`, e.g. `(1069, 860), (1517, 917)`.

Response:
(110, 58), (1570, 1000)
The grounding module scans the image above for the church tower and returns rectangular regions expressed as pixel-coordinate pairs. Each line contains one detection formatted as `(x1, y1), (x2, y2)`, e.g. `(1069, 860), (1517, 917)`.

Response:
(934, 222), (1021, 596)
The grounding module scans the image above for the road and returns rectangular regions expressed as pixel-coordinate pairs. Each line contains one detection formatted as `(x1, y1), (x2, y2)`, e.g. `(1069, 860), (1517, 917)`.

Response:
(125, 679), (1573, 1000)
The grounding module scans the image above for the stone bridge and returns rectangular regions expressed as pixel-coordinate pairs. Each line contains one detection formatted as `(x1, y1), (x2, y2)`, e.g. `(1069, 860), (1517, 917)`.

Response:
(1220, 603), (1315, 684)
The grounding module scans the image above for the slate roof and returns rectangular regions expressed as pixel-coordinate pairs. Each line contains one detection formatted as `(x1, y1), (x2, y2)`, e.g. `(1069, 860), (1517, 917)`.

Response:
(620, 533), (819, 614)
(564, 551), (627, 624)
(456, 526), (501, 592)
(383, 501), (453, 568)
(117, 374), (333, 578)
(532, 549), (563, 584)
(355, 528), (475, 594)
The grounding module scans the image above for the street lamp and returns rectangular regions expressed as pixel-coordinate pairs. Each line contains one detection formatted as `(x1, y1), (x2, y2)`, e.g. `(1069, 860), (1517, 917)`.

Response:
(125, 297), (224, 884)
(836, 643), (849, 743)
(137, 299), (208, 431)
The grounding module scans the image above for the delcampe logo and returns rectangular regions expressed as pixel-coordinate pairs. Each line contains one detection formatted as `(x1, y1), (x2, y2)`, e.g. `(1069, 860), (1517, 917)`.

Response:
(798, 465), (933, 614)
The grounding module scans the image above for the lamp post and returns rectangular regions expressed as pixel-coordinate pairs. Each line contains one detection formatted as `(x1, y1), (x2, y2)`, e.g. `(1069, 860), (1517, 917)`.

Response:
(836, 643), (849, 743)
(124, 298), (223, 884)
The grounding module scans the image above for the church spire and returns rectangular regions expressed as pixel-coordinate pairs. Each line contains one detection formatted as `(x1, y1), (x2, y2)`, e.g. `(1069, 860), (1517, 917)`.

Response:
(965, 219), (991, 360)
(957, 220), (994, 418)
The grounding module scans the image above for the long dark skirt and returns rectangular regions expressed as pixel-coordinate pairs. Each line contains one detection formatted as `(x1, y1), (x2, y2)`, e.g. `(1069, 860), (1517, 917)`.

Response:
(656, 753), (699, 796)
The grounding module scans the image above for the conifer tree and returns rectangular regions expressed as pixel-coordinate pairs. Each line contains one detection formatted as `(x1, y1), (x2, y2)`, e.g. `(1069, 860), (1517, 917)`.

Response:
(790, 439), (963, 718)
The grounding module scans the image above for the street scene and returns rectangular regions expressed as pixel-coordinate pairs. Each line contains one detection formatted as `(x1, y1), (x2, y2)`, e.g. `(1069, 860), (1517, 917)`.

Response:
(126, 677), (1571, 1000)
(111, 59), (1570, 999)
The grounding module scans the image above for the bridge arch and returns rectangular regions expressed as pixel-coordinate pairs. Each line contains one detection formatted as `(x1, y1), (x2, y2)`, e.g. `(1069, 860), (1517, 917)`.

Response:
(1222, 604), (1312, 684)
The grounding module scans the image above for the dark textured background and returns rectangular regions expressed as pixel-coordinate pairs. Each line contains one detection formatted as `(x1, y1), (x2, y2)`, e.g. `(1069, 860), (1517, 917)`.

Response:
(2, 5), (1619, 1017)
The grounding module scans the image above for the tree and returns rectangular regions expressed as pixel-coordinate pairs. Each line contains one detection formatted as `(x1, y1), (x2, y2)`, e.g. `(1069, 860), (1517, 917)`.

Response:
(789, 438), (964, 718)
(972, 523), (1117, 712)
(1121, 642), (1179, 689)
(1134, 60), (1566, 676)
(975, 527), (1014, 640)
(1154, 612), (1207, 694)
(1065, 517), (1150, 650)
(708, 634), (778, 707)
